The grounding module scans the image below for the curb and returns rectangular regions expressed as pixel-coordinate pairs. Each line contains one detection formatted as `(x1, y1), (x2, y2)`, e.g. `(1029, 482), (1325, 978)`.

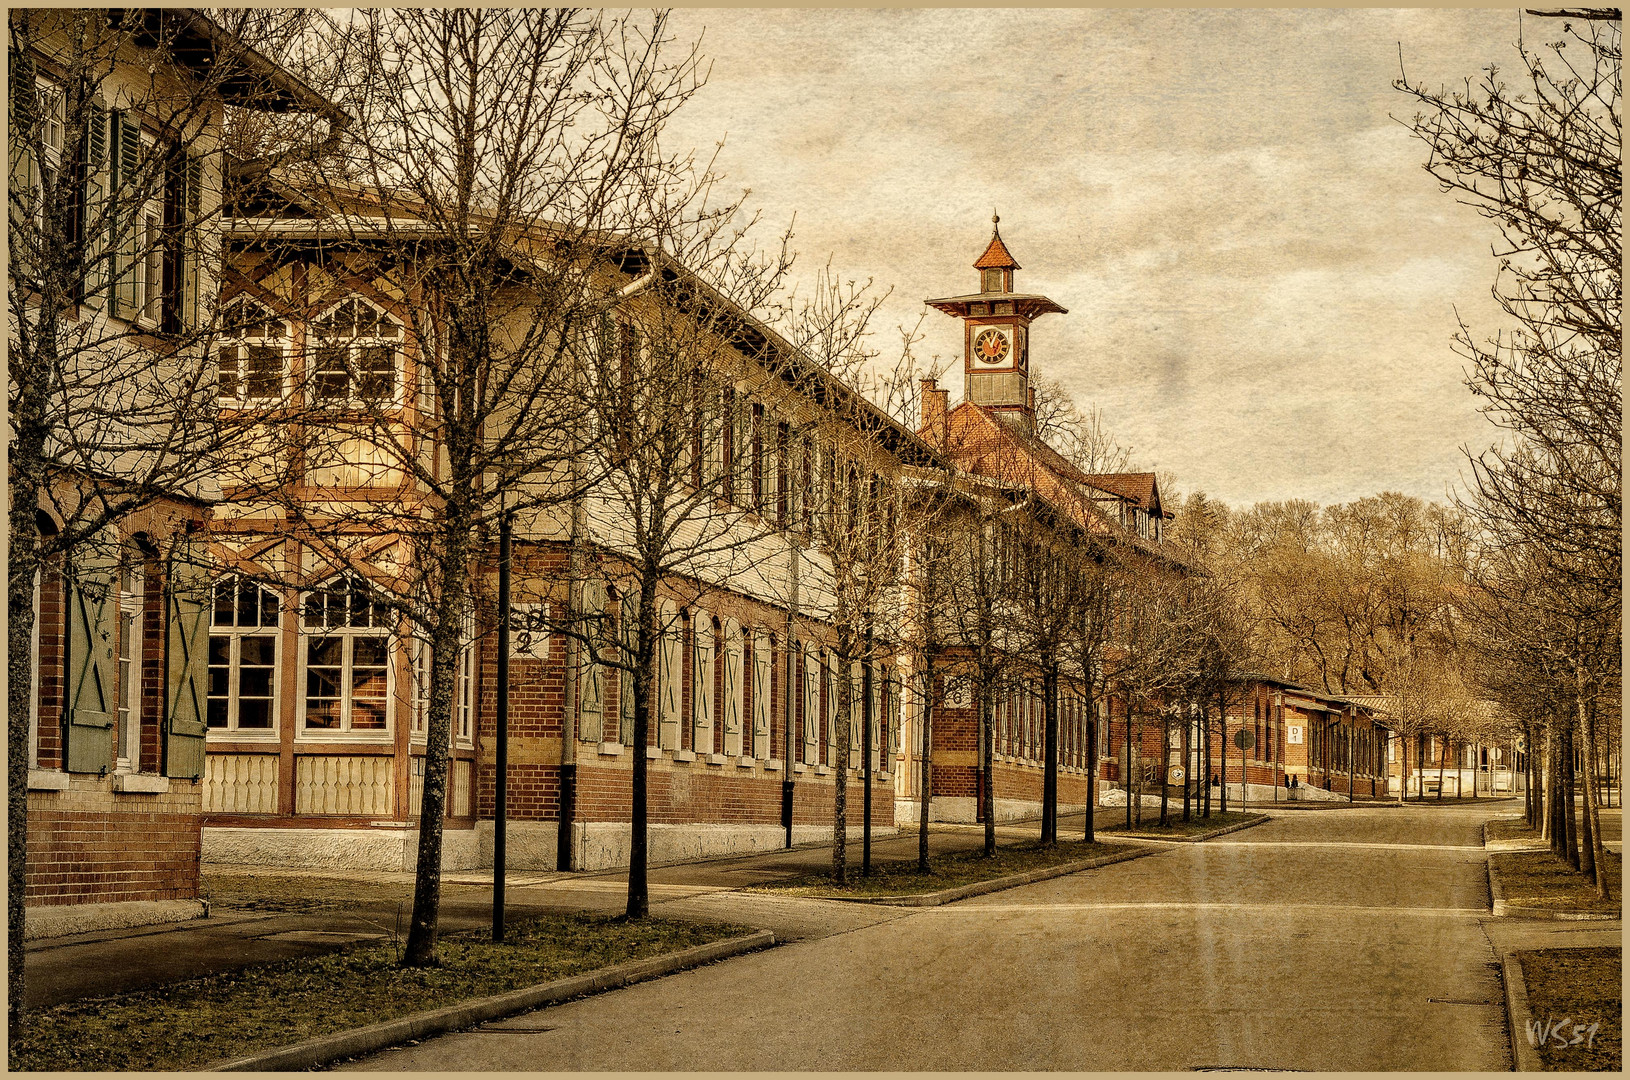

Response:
(811, 845), (1156, 907)
(1483, 823), (1621, 921)
(202, 929), (775, 1071)
(1502, 952), (1544, 1072)
(1106, 814), (1270, 844)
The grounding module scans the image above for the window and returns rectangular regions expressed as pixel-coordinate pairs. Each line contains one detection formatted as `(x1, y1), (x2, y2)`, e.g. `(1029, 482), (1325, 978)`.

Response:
(208, 577), (280, 734)
(311, 298), (401, 405)
(301, 576), (392, 733)
(116, 556), (144, 768)
(750, 403), (766, 514)
(982, 269), (1004, 293)
(411, 618), (476, 745)
(219, 303), (288, 402)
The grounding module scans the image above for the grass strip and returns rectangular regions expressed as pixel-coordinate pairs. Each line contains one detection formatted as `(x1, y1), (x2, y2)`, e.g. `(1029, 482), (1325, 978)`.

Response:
(10, 913), (745, 1072)
(1516, 947), (1622, 1072)
(1491, 848), (1621, 914)
(747, 838), (1133, 898)
(1102, 810), (1264, 838)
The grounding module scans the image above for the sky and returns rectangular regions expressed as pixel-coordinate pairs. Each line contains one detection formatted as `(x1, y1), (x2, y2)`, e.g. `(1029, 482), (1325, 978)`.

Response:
(657, 7), (1537, 510)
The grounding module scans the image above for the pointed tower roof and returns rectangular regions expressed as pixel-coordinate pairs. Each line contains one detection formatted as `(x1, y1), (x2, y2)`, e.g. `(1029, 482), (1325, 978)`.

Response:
(973, 212), (1020, 271)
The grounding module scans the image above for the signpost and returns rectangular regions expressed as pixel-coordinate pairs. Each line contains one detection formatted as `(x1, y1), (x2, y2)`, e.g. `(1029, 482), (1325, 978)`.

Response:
(1233, 727), (1255, 808)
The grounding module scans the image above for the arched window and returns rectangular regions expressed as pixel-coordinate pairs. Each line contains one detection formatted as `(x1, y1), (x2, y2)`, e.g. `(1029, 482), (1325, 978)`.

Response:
(218, 300), (288, 402)
(311, 297), (402, 404)
(410, 614), (476, 746)
(300, 575), (392, 734)
(208, 575), (280, 734)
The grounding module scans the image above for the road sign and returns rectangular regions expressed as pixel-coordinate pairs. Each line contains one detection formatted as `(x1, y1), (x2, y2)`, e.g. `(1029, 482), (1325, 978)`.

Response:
(1169, 766), (1186, 783)
(1233, 729), (1255, 750)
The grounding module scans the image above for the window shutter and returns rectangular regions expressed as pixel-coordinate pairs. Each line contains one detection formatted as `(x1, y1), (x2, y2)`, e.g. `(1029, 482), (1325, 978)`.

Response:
(9, 54), (39, 279)
(65, 538), (118, 773)
(578, 579), (605, 743)
(692, 618), (713, 753)
(164, 538), (210, 778)
(750, 635), (769, 750)
(720, 621), (741, 751)
(618, 597), (635, 745)
(802, 646), (819, 763)
(108, 112), (140, 319)
(824, 654), (838, 765)
(180, 153), (202, 330)
(849, 661), (862, 770)
(657, 603), (680, 749)
(79, 103), (108, 305)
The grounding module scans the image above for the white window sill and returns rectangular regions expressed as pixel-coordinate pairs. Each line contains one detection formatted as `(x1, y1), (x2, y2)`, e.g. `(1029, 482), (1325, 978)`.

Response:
(763, 758), (783, 772)
(814, 765), (829, 776)
(598, 742), (623, 757)
(645, 746), (661, 759)
(112, 773), (170, 794)
(791, 762), (806, 774)
(706, 753), (728, 766)
(27, 769), (70, 792)
(672, 749), (696, 763)
(736, 756), (756, 769)
(878, 771), (891, 781)
(207, 730), (280, 743)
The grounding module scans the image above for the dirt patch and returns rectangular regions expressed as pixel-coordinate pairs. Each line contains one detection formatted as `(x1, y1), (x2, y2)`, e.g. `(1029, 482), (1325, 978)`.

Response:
(1516, 947), (1621, 1072)
(1492, 849), (1621, 914)
(748, 838), (1132, 898)
(1103, 810), (1265, 838)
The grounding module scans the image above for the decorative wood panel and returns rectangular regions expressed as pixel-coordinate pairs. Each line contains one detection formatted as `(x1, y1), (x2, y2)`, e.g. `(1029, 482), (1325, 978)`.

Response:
(204, 753), (279, 814)
(294, 754), (394, 815)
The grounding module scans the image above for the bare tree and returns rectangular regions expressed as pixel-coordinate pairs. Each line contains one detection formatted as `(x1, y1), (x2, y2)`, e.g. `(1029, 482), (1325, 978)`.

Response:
(221, 8), (711, 957)
(8, 8), (339, 1030)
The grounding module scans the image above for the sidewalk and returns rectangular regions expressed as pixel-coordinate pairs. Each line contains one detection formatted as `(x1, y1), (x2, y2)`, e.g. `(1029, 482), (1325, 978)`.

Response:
(25, 805), (1141, 1009)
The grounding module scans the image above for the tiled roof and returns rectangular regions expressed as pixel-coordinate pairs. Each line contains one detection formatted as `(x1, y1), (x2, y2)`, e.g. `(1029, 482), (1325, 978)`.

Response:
(974, 231), (1020, 270)
(1084, 472), (1161, 512)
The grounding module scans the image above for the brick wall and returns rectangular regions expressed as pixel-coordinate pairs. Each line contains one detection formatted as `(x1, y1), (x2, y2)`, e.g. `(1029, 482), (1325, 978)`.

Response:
(26, 781), (201, 906)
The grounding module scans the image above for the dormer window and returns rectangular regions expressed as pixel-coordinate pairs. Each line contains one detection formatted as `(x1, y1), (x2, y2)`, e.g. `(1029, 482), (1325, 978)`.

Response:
(311, 298), (402, 405)
(218, 301), (288, 402)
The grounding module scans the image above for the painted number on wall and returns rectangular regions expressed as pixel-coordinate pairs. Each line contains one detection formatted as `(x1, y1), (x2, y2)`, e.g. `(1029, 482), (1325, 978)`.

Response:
(1287, 725), (1304, 744)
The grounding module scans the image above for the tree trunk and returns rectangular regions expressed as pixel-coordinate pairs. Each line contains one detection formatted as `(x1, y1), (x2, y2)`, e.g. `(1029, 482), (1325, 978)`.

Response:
(831, 629), (853, 885)
(1084, 709), (1097, 842)
(1581, 699), (1611, 899)
(1562, 724), (1579, 869)
(1041, 665), (1059, 845)
(403, 515), (475, 967)
(7, 476), (45, 1036)
(1436, 734), (1446, 801)
(1158, 709), (1170, 827)
(981, 679), (995, 857)
(626, 573), (660, 919)
(1202, 703), (1212, 818)
(1181, 702), (1192, 823)
(918, 658), (933, 874)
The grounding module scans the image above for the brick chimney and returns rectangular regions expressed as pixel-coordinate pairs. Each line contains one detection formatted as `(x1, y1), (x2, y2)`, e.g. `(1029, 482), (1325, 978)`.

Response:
(920, 377), (949, 448)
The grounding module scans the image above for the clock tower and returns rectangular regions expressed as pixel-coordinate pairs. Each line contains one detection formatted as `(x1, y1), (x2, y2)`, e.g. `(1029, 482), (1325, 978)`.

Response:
(926, 214), (1066, 432)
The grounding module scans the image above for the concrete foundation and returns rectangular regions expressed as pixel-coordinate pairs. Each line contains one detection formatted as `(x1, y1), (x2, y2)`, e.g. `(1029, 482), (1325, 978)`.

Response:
(25, 898), (206, 941)
(921, 796), (1086, 824)
(203, 825), (482, 872)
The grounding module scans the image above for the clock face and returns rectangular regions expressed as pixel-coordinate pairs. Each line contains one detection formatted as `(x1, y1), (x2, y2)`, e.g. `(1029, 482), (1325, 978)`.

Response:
(973, 327), (1011, 365)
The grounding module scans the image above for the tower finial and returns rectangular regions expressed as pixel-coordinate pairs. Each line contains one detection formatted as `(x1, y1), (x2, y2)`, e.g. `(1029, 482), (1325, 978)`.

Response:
(992, 210), (1000, 229)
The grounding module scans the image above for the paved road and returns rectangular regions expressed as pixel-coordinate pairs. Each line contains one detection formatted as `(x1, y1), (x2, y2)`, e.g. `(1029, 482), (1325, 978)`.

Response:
(342, 803), (1515, 1071)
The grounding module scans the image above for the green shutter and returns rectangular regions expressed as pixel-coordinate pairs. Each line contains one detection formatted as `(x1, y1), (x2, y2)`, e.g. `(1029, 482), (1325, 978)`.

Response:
(618, 596), (635, 746)
(9, 52), (39, 279)
(180, 153), (202, 330)
(108, 112), (139, 319)
(163, 539), (210, 778)
(79, 104), (108, 306)
(65, 540), (118, 773)
(578, 579), (605, 743)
